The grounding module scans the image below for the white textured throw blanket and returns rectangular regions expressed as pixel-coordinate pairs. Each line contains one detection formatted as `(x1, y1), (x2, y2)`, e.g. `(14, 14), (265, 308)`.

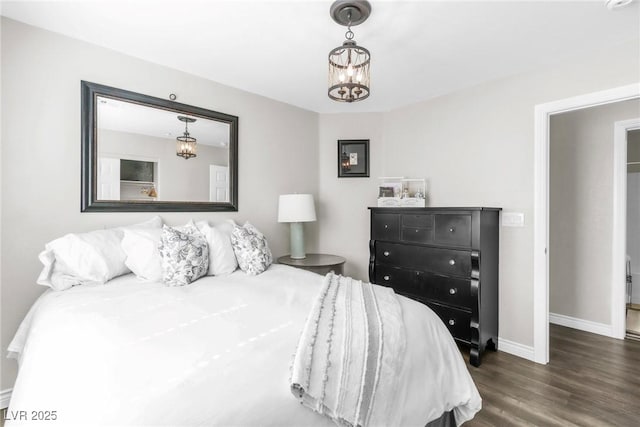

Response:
(290, 273), (406, 427)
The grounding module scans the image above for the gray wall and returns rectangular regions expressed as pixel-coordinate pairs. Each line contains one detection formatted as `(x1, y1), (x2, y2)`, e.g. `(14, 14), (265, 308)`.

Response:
(549, 101), (639, 324)
(316, 40), (640, 348)
(99, 129), (228, 202)
(1, 16), (639, 393)
(0, 18), (319, 390)
(317, 113), (385, 280)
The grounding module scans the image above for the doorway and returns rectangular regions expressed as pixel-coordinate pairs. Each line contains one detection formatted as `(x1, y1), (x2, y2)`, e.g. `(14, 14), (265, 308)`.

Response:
(625, 128), (640, 339)
(548, 103), (639, 345)
(533, 84), (640, 364)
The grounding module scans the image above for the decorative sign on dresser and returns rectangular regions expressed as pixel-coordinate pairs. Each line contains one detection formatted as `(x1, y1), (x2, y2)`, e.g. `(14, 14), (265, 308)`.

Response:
(368, 207), (500, 367)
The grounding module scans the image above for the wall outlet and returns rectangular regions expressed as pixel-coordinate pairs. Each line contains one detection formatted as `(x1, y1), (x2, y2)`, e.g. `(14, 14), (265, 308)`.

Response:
(502, 212), (525, 227)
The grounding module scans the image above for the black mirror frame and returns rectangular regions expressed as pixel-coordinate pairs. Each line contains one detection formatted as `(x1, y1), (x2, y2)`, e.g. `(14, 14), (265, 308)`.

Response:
(81, 81), (238, 212)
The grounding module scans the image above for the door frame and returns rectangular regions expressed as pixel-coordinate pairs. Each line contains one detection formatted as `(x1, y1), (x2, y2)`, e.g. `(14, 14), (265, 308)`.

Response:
(533, 83), (640, 364)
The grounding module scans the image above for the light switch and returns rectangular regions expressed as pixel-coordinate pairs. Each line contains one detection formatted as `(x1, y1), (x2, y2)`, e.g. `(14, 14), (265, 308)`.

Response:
(502, 212), (525, 227)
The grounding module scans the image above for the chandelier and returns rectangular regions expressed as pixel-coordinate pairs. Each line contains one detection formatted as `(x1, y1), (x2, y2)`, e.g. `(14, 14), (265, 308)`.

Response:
(176, 115), (197, 159)
(328, 0), (371, 103)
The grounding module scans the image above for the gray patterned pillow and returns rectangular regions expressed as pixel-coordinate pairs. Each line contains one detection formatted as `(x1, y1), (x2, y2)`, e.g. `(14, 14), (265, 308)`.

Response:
(231, 222), (272, 275)
(159, 224), (209, 286)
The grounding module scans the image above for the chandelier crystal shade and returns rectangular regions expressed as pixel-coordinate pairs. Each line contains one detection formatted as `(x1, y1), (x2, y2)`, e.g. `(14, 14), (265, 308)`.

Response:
(328, 0), (372, 103)
(176, 115), (197, 160)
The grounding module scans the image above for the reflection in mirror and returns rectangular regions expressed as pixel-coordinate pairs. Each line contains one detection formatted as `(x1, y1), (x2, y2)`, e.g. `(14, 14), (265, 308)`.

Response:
(96, 96), (231, 203)
(81, 81), (238, 212)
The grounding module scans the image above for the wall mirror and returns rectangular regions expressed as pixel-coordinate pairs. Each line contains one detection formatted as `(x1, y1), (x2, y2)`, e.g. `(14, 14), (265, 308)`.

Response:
(81, 81), (238, 212)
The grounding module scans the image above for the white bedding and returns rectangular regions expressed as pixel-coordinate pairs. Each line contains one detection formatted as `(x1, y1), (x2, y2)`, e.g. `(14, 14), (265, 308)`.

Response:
(7, 265), (480, 426)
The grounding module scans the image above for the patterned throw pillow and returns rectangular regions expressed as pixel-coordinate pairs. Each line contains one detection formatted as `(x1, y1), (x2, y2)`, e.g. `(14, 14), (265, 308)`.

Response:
(231, 222), (273, 275)
(159, 224), (209, 286)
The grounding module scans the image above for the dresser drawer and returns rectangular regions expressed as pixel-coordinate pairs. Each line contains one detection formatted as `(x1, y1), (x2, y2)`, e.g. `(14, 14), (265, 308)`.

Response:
(375, 265), (471, 309)
(402, 214), (433, 228)
(427, 302), (471, 343)
(372, 213), (400, 241)
(376, 242), (471, 277)
(374, 265), (417, 297)
(434, 214), (472, 247)
(401, 227), (433, 244)
(419, 274), (472, 309)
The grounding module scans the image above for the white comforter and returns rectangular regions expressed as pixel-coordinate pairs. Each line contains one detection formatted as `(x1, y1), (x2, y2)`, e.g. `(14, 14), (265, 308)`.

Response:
(7, 265), (481, 426)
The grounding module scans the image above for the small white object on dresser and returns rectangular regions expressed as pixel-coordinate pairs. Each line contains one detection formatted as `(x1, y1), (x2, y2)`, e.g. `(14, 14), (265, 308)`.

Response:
(377, 177), (426, 207)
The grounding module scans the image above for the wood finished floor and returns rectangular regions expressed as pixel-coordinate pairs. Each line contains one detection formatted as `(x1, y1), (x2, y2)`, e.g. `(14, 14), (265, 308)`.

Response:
(464, 324), (640, 426)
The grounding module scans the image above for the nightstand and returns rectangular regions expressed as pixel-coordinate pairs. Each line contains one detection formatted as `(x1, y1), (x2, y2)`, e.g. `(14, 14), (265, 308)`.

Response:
(277, 254), (346, 275)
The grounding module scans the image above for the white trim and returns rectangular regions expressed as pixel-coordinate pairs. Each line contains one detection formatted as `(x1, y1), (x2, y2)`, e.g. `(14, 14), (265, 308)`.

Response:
(498, 338), (535, 362)
(534, 83), (640, 364)
(533, 103), (551, 364)
(549, 313), (615, 338)
(0, 388), (12, 409)
(613, 119), (640, 339)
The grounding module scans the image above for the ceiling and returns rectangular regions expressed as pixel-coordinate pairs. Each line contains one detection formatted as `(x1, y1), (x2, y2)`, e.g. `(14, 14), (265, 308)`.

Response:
(2, 0), (639, 113)
(98, 96), (230, 147)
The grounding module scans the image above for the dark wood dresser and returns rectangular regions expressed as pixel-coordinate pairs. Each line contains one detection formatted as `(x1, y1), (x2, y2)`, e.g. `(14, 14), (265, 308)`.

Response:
(369, 207), (500, 367)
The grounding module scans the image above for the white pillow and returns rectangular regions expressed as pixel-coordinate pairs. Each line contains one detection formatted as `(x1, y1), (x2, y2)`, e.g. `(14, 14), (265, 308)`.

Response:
(122, 220), (197, 282)
(37, 217), (162, 291)
(196, 220), (238, 276)
(121, 228), (163, 282)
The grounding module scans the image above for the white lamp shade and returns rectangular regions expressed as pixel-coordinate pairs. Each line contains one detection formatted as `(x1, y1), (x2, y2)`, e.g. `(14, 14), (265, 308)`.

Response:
(278, 194), (317, 223)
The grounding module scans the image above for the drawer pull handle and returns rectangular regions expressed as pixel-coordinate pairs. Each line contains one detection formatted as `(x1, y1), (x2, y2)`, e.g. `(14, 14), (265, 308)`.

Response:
(383, 275), (390, 281)
(383, 251), (390, 256)
(449, 288), (457, 295)
(384, 224), (388, 229)
(448, 259), (456, 266)
(449, 227), (455, 233)
(448, 319), (456, 326)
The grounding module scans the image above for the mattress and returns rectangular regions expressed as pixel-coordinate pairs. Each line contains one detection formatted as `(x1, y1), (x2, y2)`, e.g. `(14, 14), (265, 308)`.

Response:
(7, 265), (481, 426)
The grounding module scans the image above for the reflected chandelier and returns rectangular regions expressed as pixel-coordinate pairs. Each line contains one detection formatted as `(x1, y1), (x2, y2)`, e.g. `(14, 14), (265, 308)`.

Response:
(176, 115), (197, 159)
(328, 0), (371, 103)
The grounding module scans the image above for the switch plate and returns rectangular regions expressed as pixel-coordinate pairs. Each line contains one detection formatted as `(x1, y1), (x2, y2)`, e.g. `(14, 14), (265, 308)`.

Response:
(502, 212), (524, 227)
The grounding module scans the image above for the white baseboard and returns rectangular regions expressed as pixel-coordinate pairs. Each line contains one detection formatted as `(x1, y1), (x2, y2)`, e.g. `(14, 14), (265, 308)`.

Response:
(0, 388), (12, 409)
(498, 337), (535, 362)
(549, 312), (616, 338)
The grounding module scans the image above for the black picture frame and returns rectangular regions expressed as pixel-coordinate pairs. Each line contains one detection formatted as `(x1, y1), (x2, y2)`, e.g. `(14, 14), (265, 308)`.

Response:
(81, 81), (239, 212)
(338, 139), (369, 178)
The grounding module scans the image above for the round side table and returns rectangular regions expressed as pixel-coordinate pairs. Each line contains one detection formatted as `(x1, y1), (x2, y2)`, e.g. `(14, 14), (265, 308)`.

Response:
(277, 254), (346, 275)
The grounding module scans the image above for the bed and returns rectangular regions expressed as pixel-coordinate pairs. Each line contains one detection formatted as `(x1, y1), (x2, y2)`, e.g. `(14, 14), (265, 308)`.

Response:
(7, 265), (481, 426)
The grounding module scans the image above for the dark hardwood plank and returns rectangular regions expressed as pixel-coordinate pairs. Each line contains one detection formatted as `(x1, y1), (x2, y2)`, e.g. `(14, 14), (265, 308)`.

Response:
(465, 324), (640, 426)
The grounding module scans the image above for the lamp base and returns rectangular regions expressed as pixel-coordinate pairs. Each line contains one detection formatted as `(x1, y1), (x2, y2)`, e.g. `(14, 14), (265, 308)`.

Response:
(289, 222), (306, 259)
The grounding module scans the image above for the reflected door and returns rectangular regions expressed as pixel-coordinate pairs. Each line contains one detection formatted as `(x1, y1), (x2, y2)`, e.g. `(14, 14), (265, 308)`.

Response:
(210, 165), (229, 202)
(98, 157), (120, 200)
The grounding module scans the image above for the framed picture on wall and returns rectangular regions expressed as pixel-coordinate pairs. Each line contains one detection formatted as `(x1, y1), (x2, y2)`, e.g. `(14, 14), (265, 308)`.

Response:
(338, 139), (369, 178)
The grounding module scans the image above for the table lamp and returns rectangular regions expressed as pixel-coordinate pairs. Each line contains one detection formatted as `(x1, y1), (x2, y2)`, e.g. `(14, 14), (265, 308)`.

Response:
(278, 194), (317, 259)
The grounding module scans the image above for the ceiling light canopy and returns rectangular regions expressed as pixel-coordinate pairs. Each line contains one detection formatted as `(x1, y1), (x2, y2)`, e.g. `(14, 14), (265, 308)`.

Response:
(328, 0), (372, 103)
